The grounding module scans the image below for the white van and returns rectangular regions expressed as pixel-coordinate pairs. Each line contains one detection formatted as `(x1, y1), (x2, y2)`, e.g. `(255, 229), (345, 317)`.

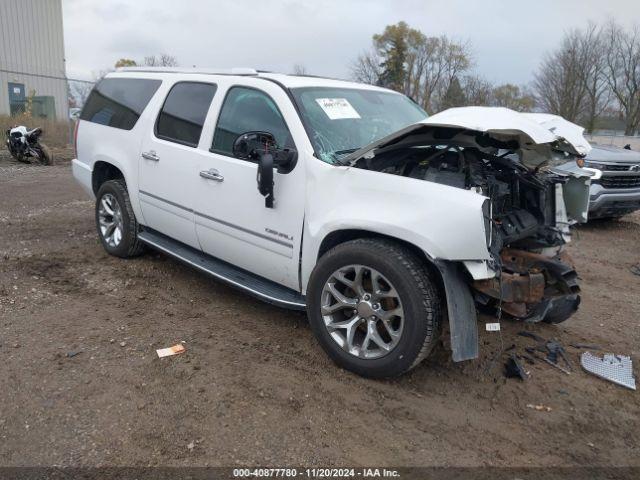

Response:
(72, 67), (591, 377)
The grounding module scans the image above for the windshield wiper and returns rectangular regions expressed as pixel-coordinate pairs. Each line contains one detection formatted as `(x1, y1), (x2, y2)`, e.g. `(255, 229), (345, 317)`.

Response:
(332, 148), (360, 156)
(330, 148), (361, 165)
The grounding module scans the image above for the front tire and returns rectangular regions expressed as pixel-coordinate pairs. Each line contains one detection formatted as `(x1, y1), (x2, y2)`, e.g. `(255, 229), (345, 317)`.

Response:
(307, 239), (442, 378)
(95, 179), (145, 258)
(7, 145), (19, 160)
(37, 143), (53, 165)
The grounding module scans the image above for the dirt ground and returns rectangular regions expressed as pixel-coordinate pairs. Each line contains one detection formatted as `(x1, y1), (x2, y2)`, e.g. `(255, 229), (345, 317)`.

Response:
(1, 149), (639, 468)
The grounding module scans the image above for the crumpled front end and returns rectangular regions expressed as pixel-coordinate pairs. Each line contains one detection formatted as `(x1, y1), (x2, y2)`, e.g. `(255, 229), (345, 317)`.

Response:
(346, 107), (591, 327)
(474, 249), (581, 323)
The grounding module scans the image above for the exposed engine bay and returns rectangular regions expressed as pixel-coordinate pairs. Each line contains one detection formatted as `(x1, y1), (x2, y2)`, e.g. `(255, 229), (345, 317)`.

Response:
(352, 126), (584, 323)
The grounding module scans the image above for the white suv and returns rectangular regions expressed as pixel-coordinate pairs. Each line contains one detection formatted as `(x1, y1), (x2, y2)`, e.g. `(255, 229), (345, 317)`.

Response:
(72, 67), (591, 377)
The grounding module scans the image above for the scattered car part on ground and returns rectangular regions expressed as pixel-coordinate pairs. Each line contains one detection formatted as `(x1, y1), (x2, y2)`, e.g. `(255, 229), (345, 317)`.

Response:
(504, 354), (529, 380)
(519, 331), (573, 375)
(546, 340), (573, 371)
(569, 342), (602, 350)
(581, 352), (636, 390)
(518, 331), (546, 343)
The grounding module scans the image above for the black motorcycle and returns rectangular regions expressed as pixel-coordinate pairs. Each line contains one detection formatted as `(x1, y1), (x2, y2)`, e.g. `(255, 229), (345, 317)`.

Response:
(5, 125), (53, 165)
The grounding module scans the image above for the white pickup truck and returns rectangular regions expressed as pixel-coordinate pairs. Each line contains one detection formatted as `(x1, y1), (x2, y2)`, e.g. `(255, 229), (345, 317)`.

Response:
(72, 67), (591, 377)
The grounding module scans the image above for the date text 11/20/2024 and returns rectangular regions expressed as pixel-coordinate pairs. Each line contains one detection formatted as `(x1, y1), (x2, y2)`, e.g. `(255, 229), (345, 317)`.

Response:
(232, 468), (401, 478)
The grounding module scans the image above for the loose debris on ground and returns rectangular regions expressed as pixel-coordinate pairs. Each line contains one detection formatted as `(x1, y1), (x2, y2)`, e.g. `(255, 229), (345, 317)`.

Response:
(581, 352), (636, 390)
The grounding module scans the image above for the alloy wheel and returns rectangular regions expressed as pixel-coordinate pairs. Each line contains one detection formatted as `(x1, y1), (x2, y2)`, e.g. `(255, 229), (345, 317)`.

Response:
(98, 193), (124, 248)
(320, 264), (404, 359)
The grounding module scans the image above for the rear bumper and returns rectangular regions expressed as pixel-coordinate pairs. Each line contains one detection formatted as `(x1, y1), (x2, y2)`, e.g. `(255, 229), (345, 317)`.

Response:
(71, 159), (94, 199)
(588, 183), (640, 218)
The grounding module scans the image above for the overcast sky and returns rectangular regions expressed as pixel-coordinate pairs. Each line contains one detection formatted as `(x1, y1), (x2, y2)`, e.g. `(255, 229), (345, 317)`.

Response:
(63, 0), (639, 85)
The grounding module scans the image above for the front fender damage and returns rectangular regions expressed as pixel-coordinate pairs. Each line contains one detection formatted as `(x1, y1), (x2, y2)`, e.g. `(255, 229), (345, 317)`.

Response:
(435, 249), (581, 363)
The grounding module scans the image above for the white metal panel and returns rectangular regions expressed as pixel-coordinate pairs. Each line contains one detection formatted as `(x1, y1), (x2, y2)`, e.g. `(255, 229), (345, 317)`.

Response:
(0, 0), (68, 119)
(299, 159), (491, 293)
(193, 77), (311, 290)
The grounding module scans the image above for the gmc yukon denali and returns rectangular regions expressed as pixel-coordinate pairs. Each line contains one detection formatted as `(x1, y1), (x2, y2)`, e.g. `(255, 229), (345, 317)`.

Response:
(72, 67), (592, 378)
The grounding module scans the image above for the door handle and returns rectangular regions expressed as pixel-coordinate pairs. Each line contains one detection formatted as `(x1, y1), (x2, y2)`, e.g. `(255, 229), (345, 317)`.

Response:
(199, 169), (224, 182)
(141, 150), (160, 161)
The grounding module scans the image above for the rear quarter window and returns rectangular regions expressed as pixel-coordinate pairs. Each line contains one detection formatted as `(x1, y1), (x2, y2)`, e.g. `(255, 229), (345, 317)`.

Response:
(155, 82), (217, 147)
(80, 78), (162, 130)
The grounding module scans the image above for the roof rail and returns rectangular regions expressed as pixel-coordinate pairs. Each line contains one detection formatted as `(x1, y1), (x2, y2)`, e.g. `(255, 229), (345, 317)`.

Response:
(116, 67), (259, 75)
(287, 72), (350, 82)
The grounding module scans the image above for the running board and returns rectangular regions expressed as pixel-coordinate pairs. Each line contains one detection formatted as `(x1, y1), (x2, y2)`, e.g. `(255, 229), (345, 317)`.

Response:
(138, 229), (306, 310)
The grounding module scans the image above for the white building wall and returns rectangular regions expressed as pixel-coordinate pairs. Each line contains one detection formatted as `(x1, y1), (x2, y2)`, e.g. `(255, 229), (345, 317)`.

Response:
(0, 0), (68, 120)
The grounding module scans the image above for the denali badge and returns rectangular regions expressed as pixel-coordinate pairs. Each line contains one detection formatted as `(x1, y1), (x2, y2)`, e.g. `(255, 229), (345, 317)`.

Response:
(630, 165), (640, 172)
(265, 228), (294, 242)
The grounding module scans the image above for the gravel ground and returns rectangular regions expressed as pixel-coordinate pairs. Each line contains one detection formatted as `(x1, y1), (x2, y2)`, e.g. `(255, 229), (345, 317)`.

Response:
(0, 148), (639, 468)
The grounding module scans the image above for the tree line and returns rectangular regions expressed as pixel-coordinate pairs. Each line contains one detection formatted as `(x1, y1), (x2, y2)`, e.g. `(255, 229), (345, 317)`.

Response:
(69, 54), (180, 108)
(351, 20), (640, 135)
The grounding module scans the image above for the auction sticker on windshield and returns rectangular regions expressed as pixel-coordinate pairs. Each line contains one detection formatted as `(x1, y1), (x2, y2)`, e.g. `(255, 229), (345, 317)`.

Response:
(315, 98), (361, 120)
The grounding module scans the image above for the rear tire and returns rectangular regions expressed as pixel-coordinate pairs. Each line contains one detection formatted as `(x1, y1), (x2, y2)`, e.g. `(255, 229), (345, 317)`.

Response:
(95, 179), (145, 258)
(307, 238), (442, 378)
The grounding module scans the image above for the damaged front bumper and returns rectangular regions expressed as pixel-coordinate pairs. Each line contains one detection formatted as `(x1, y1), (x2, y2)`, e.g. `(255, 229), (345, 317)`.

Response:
(473, 249), (580, 323)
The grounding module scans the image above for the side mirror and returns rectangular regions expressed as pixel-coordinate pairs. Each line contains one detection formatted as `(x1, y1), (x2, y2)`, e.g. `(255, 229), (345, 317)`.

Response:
(232, 131), (276, 160)
(257, 153), (275, 208)
(233, 131), (298, 208)
(232, 131), (297, 173)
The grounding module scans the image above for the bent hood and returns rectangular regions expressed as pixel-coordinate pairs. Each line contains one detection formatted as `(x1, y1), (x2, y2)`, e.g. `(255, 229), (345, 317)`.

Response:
(343, 107), (591, 168)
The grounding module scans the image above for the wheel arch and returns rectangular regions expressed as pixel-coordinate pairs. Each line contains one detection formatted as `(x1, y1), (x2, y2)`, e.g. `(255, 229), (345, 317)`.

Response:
(312, 228), (480, 364)
(92, 161), (125, 195)
(316, 229), (445, 295)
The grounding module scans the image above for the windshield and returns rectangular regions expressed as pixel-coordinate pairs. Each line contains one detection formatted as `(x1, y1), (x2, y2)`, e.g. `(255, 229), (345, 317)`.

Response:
(291, 87), (427, 164)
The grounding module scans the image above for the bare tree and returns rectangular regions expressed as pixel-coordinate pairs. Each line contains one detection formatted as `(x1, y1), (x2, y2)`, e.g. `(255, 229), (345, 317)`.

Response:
(350, 24), (473, 113)
(418, 36), (473, 113)
(350, 49), (382, 85)
(578, 24), (611, 133)
(68, 80), (94, 108)
(143, 54), (179, 67)
(604, 22), (640, 135)
(292, 64), (308, 75)
(460, 75), (493, 106)
(534, 29), (589, 122)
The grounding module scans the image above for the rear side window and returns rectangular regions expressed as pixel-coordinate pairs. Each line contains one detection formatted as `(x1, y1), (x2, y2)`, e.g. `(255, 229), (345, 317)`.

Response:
(155, 82), (217, 147)
(80, 78), (161, 130)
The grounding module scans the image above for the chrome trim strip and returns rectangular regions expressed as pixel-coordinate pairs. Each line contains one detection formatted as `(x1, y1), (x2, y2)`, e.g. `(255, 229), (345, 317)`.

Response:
(194, 211), (293, 249)
(138, 190), (293, 248)
(138, 234), (306, 309)
(139, 190), (193, 212)
(140, 198), (193, 222)
(195, 220), (292, 258)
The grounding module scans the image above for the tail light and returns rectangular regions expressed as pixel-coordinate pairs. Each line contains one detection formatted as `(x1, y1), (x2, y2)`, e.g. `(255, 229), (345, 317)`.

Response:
(73, 120), (80, 158)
